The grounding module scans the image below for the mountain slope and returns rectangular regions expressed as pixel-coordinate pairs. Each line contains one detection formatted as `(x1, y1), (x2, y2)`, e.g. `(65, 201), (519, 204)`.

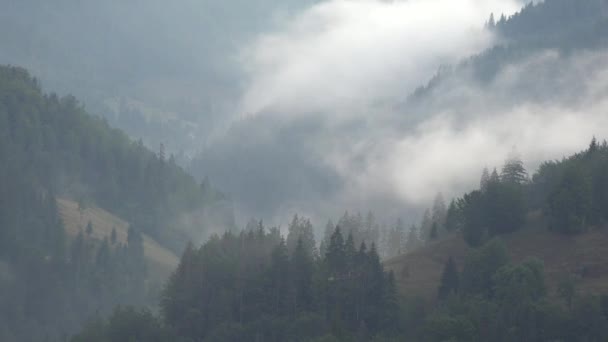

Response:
(386, 217), (608, 300)
(57, 198), (178, 280)
(412, 0), (608, 100)
(0, 64), (228, 341)
(0, 65), (233, 253)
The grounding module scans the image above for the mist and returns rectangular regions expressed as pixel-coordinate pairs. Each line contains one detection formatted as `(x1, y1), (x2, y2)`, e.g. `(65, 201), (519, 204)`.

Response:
(199, 0), (606, 226)
(1, 0), (605, 228)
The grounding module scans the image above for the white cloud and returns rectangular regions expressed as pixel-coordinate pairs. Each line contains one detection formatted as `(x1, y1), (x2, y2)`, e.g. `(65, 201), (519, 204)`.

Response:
(332, 50), (608, 207)
(239, 0), (521, 117)
(209, 0), (608, 226)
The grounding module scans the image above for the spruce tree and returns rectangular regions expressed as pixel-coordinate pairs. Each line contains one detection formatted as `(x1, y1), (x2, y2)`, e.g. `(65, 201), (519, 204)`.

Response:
(501, 151), (528, 185)
(326, 227), (346, 275)
(292, 238), (313, 312)
(438, 257), (459, 300)
(445, 199), (463, 232)
(480, 167), (490, 192)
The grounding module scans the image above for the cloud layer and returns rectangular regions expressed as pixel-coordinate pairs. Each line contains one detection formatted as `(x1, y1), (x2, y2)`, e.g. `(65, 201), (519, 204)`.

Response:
(200, 0), (608, 227)
(239, 0), (520, 117)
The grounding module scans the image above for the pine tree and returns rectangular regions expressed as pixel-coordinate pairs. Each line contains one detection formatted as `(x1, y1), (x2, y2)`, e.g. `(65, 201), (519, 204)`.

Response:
(419, 209), (432, 243)
(445, 199), (463, 232)
(320, 219), (335, 257)
(432, 192), (447, 230)
(588, 136), (599, 154)
(480, 167), (490, 192)
(286, 215), (316, 257)
(345, 233), (357, 273)
(487, 13), (496, 28)
(326, 227), (346, 275)
(501, 150), (528, 185)
(438, 257), (459, 300)
(270, 238), (290, 315)
(292, 238), (313, 312)
(387, 219), (405, 258)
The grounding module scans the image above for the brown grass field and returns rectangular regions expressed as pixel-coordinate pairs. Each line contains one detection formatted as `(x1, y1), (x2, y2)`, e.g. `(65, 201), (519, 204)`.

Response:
(384, 212), (608, 301)
(57, 198), (179, 282)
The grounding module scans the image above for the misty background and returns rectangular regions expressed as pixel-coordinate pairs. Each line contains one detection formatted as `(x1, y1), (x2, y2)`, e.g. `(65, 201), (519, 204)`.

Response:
(3, 0), (608, 232)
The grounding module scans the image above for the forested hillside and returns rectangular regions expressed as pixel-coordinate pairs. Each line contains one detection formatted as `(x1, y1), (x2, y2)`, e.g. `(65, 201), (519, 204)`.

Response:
(0, 65), (230, 340)
(0, 66), (232, 251)
(5, 0), (608, 341)
(413, 0), (608, 98)
(74, 142), (608, 341)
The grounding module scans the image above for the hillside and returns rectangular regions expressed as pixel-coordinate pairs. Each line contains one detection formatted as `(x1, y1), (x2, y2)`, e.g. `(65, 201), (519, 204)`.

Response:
(0, 64), (225, 341)
(386, 214), (608, 302)
(57, 198), (178, 281)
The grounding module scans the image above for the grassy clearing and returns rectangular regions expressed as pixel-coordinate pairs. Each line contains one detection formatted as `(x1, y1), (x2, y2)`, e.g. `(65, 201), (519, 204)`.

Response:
(385, 213), (608, 301)
(57, 198), (179, 281)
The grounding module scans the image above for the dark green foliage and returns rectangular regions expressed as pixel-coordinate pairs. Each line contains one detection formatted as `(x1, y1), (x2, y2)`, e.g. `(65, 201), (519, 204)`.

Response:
(424, 240), (608, 342)
(286, 214), (316, 258)
(0, 65), (228, 253)
(459, 157), (530, 246)
(0, 65), (217, 340)
(460, 138), (608, 245)
(445, 199), (464, 232)
(76, 208), (608, 342)
(493, 258), (546, 304)
(501, 153), (528, 185)
(438, 257), (459, 300)
(461, 191), (487, 247)
(547, 166), (592, 234)
(529, 138), (608, 234)
(461, 239), (509, 297)
(158, 224), (400, 341)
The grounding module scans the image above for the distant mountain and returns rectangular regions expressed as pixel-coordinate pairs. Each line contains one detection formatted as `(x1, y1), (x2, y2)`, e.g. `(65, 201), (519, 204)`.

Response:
(412, 0), (608, 100)
(0, 0), (318, 156)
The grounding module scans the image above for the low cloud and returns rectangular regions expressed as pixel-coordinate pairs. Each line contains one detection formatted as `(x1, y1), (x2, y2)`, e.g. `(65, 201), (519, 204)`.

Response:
(201, 0), (608, 227)
(333, 50), (608, 207)
(239, 0), (520, 117)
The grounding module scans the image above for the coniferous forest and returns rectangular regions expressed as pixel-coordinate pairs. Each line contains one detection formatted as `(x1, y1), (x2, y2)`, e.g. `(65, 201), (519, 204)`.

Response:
(72, 138), (608, 341)
(4, 0), (608, 341)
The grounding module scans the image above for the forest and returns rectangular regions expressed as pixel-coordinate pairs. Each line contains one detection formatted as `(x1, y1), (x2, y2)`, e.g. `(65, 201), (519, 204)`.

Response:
(71, 137), (608, 341)
(0, 65), (230, 340)
(3, 0), (608, 341)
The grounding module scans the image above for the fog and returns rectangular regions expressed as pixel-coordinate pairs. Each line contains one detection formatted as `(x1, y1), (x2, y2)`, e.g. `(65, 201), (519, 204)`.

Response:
(2, 0), (606, 229)
(199, 0), (607, 226)
(239, 0), (520, 116)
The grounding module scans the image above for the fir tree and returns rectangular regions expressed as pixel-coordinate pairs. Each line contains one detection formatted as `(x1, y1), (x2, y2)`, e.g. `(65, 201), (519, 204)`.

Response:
(501, 150), (528, 185)
(438, 257), (459, 300)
